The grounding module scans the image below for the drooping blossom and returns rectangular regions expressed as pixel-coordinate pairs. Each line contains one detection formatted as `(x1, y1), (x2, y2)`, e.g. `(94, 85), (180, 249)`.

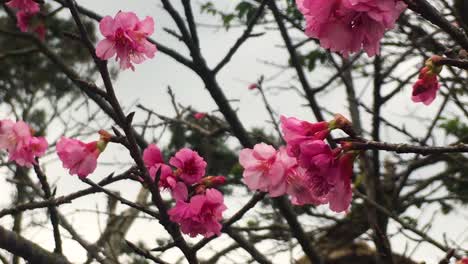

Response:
(16, 10), (31, 32)
(327, 153), (354, 212)
(239, 144), (291, 197)
(298, 140), (339, 197)
(168, 188), (226, 237)
(239, 143), (282, 195)
(296, 0), (406, 57)
(170, 148), (207, 185)
(95, 11), (157, 70)
(56, 136), (108, 179)
(142, 144), (175, 188)
(194, 112), (207, 120)
(15, 11), (45, 39)
(280, 115), (330, 157)
(286, 165), (327, 206)
(0, 119), (47, 167)
(411, 57), (443, 105)
(6, 0), (40, 14)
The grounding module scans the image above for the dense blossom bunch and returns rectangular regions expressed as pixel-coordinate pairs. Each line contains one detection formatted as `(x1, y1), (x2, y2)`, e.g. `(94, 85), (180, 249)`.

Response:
(6, 0), (45, 39)
(239, 115), (358, 212)
(96, 11), (157, 70)
(143, 145), (226, 237)
(411, 56), (443, 105)
(295, 0), (406, 57)
(56, 130), (111, 179)
(0, 119), (48, 167)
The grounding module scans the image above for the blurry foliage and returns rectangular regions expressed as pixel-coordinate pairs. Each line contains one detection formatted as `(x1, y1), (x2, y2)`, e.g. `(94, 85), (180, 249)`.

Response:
(439, 117), (468, 143)
(294, 50), (328, 72)
(0, 4), (101, 130)
(201, 1), (265, 30)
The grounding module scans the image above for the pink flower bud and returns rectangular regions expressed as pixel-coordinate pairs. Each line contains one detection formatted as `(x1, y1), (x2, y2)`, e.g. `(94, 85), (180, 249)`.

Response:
(248, 83), (258, 90)
(194, 112), (207, 120)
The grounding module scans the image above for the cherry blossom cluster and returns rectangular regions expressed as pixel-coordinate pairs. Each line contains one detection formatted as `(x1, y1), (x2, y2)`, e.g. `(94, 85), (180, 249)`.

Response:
(143, 145), (227, 237)
(0, 119), (48, 167)
(239, 115), (358, 213)
(96, 11), (158, 70)
(295, 0), (406, 57)
(6, 0), (45, 39)
(411, 56), (443, 106)
(1, 121), (226, 238)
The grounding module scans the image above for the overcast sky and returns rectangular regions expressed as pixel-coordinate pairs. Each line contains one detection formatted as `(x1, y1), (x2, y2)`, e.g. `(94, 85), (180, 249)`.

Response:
(1, 0), (466, 263)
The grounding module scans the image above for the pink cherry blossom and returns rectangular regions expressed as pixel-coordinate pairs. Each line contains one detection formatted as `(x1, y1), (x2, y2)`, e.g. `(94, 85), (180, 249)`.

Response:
(298, 140), (339, 197)
(95, 11), (157, 70)
(296, 0), (406, 57)
(169, 148), (207, 185)
(6, 0), (40, 14)
(239, 143), (288, 197)
(194, 112), (207, 120)
(328, 153), (355, 213)
(9, 136), (47, 167)
(286, 165), (327, 206)
(0, 119), (29, 152)
(280, 115), (330, 157)
(143, 144), (175, 188)
(411, 67), (440, 105)
(56, 137), (102, 179)
(168, 188), (226, 237)
(0, 120), (47, 167)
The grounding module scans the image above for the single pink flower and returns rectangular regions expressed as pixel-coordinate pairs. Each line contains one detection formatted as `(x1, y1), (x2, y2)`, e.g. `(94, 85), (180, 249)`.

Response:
(280, 115), (330, 157)
(0, 119), (27, 152)
(0, 119), (48, 167)
(9, 136), (48, 167)
(239, 143), (288, 197)
(143, 144), (175, 188)
(170, 148), (207, 185)
(6, 0), (40, 14)
(328, 153), (355, 213)
(194, 112), (207, 120)
(95, 11), (157, 70)
(296, 0), (406, 57)
(411, 67), (441, 105)
(56, 137), (104, 178)
(298, 141), (341, 199)
(15, 11), (45, 39)
(0, 120), (31, 153)
(168, 188), (226, 237)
